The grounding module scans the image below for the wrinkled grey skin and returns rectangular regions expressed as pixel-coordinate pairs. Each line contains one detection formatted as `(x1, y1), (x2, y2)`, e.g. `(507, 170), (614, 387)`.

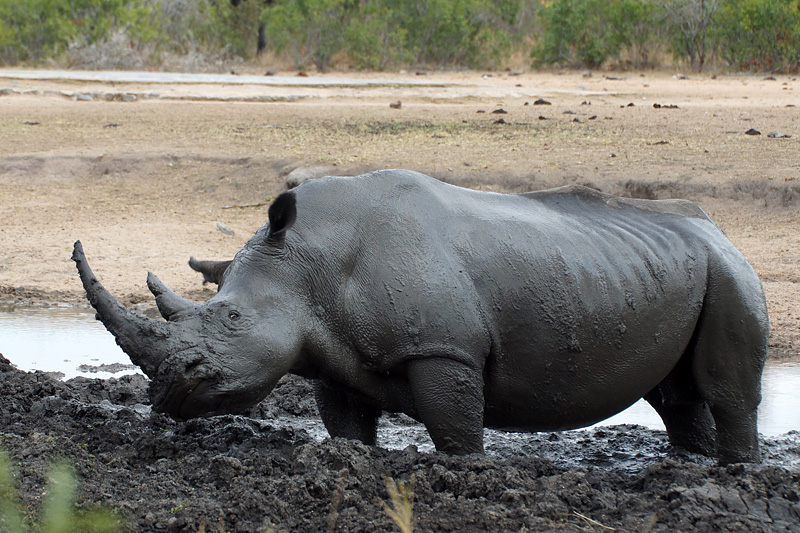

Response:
(72, 170), (769, 464)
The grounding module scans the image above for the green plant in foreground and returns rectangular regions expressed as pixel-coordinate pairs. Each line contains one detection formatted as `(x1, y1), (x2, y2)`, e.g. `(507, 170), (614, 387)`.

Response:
(381, 476), (414, 533)
(0, 450), (122, 533)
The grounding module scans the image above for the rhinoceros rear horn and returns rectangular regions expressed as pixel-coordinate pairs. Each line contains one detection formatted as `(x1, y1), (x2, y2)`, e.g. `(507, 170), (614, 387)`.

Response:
(147, 272), (198, 320)
(267, 191), (297, 241)
(72, 241), (173, 379)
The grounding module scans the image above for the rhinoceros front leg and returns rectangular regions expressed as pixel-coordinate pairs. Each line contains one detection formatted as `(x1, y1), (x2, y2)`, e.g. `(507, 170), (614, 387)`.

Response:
(314, 379), (382, 445)
(407, 357), (484, 455)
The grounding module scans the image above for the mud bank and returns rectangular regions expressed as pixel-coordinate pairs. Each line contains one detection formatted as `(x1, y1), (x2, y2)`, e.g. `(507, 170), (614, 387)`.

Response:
(1, 355), (799, 532)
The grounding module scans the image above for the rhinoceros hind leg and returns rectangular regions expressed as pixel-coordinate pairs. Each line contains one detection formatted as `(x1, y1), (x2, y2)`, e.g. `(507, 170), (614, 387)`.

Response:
(644, 384), (715, 457)
(314, 379), (381, 445)
(407, 357), (484, 455)
(690, 267), (768, 464)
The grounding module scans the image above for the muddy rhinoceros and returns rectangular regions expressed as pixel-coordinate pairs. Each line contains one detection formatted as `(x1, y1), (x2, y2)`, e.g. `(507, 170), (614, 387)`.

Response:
(72, 170), (769, 464)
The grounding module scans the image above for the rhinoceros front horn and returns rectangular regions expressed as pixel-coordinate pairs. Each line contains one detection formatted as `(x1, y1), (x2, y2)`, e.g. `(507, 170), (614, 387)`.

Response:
(72, 241), (174, 379)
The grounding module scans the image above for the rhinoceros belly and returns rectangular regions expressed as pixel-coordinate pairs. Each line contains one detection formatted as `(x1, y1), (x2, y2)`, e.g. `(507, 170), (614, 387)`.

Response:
(473, 210), (709, 431)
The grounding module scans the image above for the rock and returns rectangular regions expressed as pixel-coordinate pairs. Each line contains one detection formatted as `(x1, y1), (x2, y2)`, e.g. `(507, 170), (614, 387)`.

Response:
(216, 222), (235, 235)
(75, 93), (94, 102)
(285, 165), (336, 189)
(533, 99), (551, 105)
(745, 128), (762, 136)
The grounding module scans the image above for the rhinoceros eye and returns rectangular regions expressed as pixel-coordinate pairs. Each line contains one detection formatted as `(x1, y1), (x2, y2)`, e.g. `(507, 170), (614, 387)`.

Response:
(228, 310), (241, 321)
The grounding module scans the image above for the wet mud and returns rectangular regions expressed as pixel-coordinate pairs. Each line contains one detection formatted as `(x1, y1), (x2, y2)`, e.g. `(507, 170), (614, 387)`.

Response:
(1, 354), (799, 532)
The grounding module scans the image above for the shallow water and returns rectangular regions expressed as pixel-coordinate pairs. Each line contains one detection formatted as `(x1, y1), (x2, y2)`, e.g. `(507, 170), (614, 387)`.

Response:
(1, 305), (798, 436)
(0, 304), (138, 379)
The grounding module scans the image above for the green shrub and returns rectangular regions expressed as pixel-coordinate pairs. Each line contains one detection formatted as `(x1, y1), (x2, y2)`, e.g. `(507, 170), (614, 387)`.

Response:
(0, 450), (122, 532)
(604, 0), (666, 68)
(263, 0), (355, 71)
(343, 2), (413, 70)
(263, 0), (521, 70)
(0, 0), (154, 65)
(531, 0), (620, 68)
(398, 0), (516, 68)
(713, 0), (800, 71)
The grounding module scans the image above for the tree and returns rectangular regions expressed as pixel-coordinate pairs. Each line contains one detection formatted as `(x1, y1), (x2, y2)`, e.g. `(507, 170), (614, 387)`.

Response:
(659, 0), (720, 71)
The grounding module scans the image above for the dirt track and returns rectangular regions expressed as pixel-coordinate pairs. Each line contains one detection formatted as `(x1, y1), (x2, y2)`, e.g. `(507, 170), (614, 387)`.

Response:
(1, 71), (800, 531)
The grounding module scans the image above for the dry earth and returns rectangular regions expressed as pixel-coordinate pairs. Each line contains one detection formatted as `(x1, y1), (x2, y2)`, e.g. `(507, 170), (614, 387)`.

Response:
(1, 70), (799, 531)
(1, 70), (798, 356)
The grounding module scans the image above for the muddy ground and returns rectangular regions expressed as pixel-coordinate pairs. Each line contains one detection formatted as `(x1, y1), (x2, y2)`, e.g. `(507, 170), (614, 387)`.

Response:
(2, 356), (800, 532)
(1, 70), (800, 530)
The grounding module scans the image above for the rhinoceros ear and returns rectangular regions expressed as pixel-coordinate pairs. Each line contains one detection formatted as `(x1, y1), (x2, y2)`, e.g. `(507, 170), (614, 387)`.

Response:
(267, 191), (297, 242)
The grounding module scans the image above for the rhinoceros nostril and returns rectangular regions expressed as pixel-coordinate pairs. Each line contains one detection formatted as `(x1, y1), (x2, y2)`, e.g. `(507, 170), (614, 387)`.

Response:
(182, 354), (206, 374)
(192, 365), (220, 381)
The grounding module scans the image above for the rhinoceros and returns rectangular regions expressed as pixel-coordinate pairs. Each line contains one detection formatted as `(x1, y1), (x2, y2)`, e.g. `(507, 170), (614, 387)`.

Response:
(72, 170), (769, 464)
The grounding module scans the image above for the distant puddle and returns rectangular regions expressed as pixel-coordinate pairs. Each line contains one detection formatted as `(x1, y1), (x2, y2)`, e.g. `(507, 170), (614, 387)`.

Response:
(0, 304), (139, 380)
(1, 305), (798, 436)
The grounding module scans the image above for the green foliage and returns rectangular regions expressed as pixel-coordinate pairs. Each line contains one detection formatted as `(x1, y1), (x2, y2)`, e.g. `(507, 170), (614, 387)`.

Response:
(264, 0), (357, 71)
(713, 0), (800, 71)
(0, 0), (798, 72)
(604, 0), (666, 68)
(531, 0), (605, 68)
(397, 0), (515, 67)
(0, 450), (122, 533)
(263, 0), (522, 70)
(0, 0), (155, 65)
(343, 2), (413, 70)
(207, 0), (266, 57)
(660, 0), (721, 71)
(531, 0), (663, 68)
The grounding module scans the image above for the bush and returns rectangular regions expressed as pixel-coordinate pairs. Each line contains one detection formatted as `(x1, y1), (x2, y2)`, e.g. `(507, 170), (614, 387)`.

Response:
(0, 0), (154, 65)
(531, 0), (661, 69)
(0, 449), (122, 532)
(263, 0), (522, 71)
(1, 0), (798, 73)
(397, 0), (518, 68)
(343, 2), (413, 70)
(713, 0), (800, 71)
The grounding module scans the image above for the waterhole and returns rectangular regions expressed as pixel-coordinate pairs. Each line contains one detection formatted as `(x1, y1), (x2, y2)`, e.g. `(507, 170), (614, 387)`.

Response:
(1, 305), (798, 436)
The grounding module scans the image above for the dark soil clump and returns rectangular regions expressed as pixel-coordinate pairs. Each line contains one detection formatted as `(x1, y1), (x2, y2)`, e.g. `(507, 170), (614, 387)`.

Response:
(1, 353), (799, 532)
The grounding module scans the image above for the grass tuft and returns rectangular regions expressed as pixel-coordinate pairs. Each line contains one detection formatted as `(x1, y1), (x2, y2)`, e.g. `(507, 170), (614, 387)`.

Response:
(381, 476), (414, 533)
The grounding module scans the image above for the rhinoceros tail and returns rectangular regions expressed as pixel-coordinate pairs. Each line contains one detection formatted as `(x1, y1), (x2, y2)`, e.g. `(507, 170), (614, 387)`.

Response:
(188, 257), (232, 286)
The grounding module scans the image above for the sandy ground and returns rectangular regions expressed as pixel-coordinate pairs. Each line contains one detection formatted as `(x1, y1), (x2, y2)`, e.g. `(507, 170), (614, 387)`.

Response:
(1, 70), (798, 357)
(1, 70), (800, 531)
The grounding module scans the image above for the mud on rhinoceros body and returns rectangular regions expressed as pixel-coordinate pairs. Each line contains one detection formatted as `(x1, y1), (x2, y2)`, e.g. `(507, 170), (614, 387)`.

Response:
(72, 169), (769, 465)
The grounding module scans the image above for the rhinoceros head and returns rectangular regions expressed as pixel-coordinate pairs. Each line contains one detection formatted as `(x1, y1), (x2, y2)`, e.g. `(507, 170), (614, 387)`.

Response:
(72, 192), (303, 418)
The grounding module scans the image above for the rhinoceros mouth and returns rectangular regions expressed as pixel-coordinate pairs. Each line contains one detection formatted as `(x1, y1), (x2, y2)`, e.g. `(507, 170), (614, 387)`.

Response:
(149, 355), (223, 418)
(150, 361), (268, 418)
(151, 376), (227, 418)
